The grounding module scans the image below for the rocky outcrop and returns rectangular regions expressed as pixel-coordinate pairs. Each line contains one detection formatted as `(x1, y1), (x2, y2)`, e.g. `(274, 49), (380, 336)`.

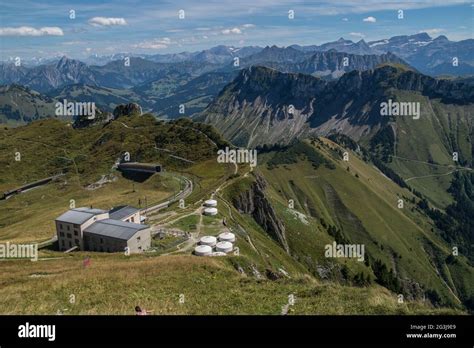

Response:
(113, 103), (143, 118)
(72, 109), (113, 129)
(232, 174), (290, 253)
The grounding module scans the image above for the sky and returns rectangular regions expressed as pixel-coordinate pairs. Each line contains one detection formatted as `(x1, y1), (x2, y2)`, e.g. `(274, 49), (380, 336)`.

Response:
(0, 0), (473, 60)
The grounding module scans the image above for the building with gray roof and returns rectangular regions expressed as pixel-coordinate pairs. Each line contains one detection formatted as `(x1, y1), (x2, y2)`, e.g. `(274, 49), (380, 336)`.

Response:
(56, 207), (108, 225)
(55, 206), (150, 253)
(109, 205), (141, 223)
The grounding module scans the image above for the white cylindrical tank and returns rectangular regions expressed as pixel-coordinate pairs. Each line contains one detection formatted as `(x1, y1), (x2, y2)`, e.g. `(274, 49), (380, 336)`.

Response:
(203, 207), (218, 216)
(218, 232), (236, 243)
(199, 235), (217, 247)
(194, 245), (212, 256)
(215, 241), (233, 253)
(204, 199), (217, 207)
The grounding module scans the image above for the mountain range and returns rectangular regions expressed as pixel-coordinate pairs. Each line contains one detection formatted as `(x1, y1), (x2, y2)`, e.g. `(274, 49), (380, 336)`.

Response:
(200, 64), (473, 146)
(1, 110), (472, 313)
(198, 63), (473, 211)
(1, 28), (473, 315)
(3, 32), (470, 74)
(0, 50), (404, 122)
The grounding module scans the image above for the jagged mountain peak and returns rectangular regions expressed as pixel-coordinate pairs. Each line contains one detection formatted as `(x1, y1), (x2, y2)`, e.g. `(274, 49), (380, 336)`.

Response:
(54, 55), (88, 68)
(55, 55), (79, 69)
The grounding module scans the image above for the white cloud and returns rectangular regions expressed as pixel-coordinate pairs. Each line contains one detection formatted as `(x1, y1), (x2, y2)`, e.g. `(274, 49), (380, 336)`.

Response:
(133, 37), (171, 49)
(349, 32), (365, 38)
(88, 17), (127, 27)
(221, 27), (242, 35)
(363, 16), (376, 23)
(221, 24), (254, 35)
(420, 28), (444, 36)
(342, 18), (349, 21)
(0, 26), (64, 36)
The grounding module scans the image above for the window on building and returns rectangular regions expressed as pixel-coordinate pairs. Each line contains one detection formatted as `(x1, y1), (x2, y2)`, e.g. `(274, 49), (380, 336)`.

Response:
(74, 231), (78, 236)
(100, 238), (104, 244)
(138, 246), (142, 250)
(75, 239), (80, 245)
(67, 225), (70, 231)
(67, 233), (72, 238)
(131, 217), (134, 222)
(60, 224), (63, 230)
(61, 240), (65, 246)
(137, 236), (141, 241)
(68, 241), (72, 248)
(60, 232), (64, 237)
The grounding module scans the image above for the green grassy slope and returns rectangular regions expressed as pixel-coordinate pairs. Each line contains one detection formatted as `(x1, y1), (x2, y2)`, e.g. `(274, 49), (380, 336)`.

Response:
(222, 139), (473, 310)
(0, 85), (59, 126)
(374, 90), (473, 208)
(0, 252), (459, 315)
(0, 117), (470, 315)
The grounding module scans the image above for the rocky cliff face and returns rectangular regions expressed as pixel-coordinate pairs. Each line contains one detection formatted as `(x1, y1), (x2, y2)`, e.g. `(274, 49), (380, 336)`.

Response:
(326, 65), (474, 104)
(240, 49), (407, 79)
(201, 65), (474, 147)
(24, 57), (98, 93)
(201, 66), (325, 146)
(232, 174), (290, 253)
(289, 51), (406, 79)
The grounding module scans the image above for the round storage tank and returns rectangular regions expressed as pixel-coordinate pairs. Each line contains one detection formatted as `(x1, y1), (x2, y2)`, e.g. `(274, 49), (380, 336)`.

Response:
(194, 245), (212, 256)
(199, 235), (217, 247)
(203, 207), (218, 216)
(218, 232), (236, 243)
(215, 241), (233, 253)
(204, 199), (217, 207)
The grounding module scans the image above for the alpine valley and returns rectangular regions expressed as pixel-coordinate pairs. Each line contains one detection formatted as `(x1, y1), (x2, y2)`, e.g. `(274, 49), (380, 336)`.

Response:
(0, 31), (473, 315)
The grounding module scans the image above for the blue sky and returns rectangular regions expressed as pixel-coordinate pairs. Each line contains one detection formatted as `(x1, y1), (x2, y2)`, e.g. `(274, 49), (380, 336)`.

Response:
(0, 0), (473, 60)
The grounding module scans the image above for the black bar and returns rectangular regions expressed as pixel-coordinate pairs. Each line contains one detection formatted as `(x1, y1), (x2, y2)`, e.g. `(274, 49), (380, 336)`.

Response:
(0, 315), (472, 347)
